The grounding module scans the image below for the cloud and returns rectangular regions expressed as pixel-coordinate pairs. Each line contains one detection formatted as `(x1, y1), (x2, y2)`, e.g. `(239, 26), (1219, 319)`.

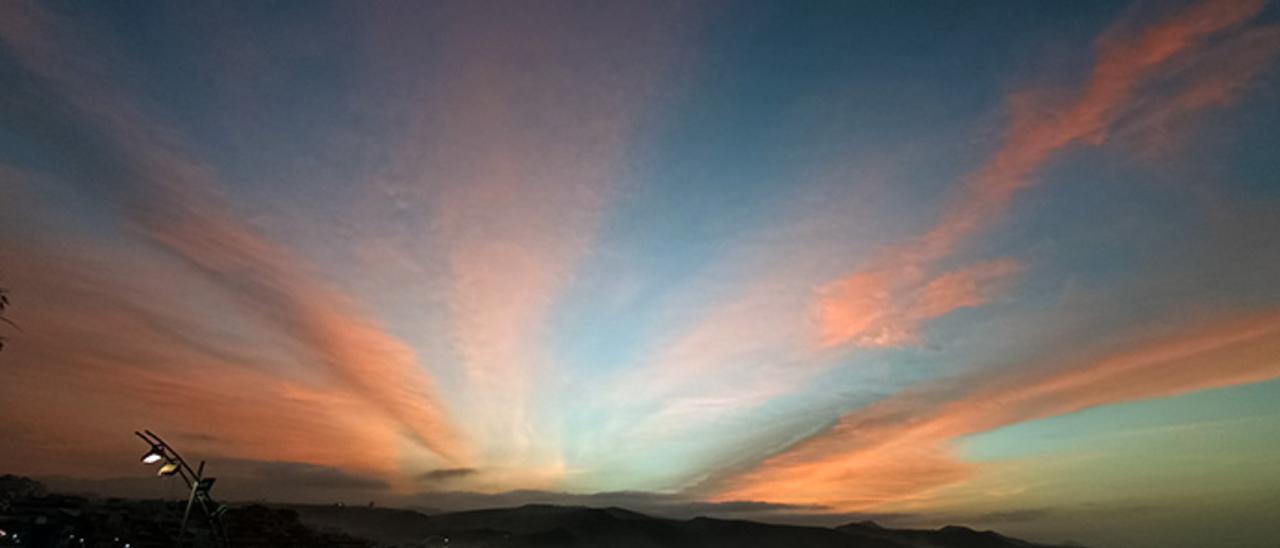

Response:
(819, 258), (1024, 348)
(231, 460), (391, 492)
(0, 241), (419, 478)
(40, 460), (389, 502)
(4, 0), (1277, 522)
(573, 187), (903, 481)
(709, 308), (1280, 510)
(403, 489), (826, 519)
(1116, 24), (1280, 157)
(816, 0), (1271, 349)
(0, 0), (466, 464)
(349, 1), (695, 475)
(141, 203), (467, 464)
(419, 468), (479, 482)
(575, 0), (1280, 488)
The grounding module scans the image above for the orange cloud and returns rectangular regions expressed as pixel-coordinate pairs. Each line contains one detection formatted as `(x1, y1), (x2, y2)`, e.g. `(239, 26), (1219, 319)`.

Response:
(711, 309), (1280, 510)
(816, 0), (1270, 349)
(143, 201), (468, 464)
(0, 241), (403, 479)
(819, 258), (1023, 348)
(0, 0), (467, 465)
(357, 2), (692, 473)
(1117, 25), (1280, 157)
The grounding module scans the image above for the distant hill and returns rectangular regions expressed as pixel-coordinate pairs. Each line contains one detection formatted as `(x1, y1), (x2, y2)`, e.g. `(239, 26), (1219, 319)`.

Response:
(291, 503), (1078, 548)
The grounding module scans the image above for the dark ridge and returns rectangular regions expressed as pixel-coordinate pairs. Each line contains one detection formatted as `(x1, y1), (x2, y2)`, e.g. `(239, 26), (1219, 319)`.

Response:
(292, 503), (1077, 547)
(1, 476), (1078, 548)
(837, 520), (1076, 548)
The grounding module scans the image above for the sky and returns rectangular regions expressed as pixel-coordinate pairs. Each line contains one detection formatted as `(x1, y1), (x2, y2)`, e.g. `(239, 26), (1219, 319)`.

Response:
(1, 1), (1279, 546)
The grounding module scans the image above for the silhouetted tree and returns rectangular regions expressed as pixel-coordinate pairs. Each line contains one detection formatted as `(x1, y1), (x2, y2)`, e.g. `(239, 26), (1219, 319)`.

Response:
(0, 284), (16, 351)
(0, 474), (46, 509)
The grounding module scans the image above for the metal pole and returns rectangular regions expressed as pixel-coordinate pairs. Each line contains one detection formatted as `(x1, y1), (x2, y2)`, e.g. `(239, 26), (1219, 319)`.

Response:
(179, 460), (204, 543)
(136, 431), (227, 547)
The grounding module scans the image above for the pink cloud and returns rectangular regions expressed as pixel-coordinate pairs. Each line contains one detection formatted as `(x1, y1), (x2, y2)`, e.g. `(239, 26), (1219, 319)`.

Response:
(816, 0), (1270, 350)
(145, 208), (468, 464)
(353, 2), (695, 472)
(0, 0), (467, 465)
(818, 258), (1024, 348)
(0, 241), (406, 479)
(711, 308), (1280, 510)
(1117, 25), (1280, 157)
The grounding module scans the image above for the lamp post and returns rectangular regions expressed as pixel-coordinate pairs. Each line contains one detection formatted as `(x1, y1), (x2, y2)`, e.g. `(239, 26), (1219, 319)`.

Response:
(134, 430), (229, 547)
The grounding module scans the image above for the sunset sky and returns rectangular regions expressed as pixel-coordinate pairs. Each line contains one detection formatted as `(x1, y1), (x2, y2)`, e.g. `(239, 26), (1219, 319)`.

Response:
(2, 1), (1279, 546)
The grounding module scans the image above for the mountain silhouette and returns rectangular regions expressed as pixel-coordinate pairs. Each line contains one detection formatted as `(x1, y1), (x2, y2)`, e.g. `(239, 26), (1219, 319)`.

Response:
(290, 503), (1077, 547)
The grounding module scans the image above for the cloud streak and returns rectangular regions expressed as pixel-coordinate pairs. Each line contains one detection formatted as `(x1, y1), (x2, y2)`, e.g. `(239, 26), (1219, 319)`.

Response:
(0, 238), (408, 476)
(3, 4), (1279, 537)
(0, 0), (466, 464)
(574, 0), (1280, 488)
(356, 1), (694, 475)
(816, 0), (1271, 349)
(711, 308), (1280, 510)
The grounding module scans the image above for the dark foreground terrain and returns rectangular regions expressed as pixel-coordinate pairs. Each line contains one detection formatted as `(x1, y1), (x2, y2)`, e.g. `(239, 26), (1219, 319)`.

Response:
(290, 503), (1076, 548)
(2, 475), (1074, 547)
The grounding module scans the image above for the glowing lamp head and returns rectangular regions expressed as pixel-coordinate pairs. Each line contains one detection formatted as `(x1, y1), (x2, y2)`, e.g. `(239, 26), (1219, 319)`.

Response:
(157, 462), (180, 476)
(140, 447), (165, 464)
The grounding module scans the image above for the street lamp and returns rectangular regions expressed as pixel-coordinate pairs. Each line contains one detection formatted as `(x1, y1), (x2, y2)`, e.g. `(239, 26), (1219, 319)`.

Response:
(134, 430), (229, 547)
(140, 444), (165, 464)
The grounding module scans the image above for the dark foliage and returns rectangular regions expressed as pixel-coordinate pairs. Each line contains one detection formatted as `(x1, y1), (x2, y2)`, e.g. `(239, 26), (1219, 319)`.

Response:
(222, 505), (373, 548)
(0, 474), (46, 507)
(0, 476), (372, 548)
(0, 476), (1079, 548)
(290, 503), (1080, 548)
(0, 285), (16, 351)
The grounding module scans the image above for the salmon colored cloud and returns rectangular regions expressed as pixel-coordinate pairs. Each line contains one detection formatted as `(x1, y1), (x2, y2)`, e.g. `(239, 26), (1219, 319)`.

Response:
(0, 0), (467, 465)
(817, 0), (1270, 349)
(819, 258), (1024, 348)
(1117, 25), (1280, 157)
(360, 1), (691, 472)
(143, 202), (468, 465)
(712, 309), (1280, 510)
(0, 241), (406, 479)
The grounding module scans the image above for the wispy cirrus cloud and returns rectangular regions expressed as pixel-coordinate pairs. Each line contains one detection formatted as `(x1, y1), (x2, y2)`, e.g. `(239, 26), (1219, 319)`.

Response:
(0, 0), (466, 465)
(709, 308), (1280, 510)
(0, 237), (408, 476)
(819, 258), (1024, 348)
(1116, 24), (1280, 157)
(3, 3), (1278, 533)
(140, 196), (467, 464)
(572, 0), (1280, 487)
(355, 1), (696, 476)
(816, 0), (1272, 349)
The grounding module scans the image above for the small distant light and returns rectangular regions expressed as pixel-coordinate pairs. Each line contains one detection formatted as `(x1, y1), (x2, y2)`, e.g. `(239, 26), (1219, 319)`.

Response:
(141, 450), (164, 464)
